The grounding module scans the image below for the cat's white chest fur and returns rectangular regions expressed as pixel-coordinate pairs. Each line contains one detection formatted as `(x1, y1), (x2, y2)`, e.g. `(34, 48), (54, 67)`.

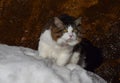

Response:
(38, 29), (74, 66)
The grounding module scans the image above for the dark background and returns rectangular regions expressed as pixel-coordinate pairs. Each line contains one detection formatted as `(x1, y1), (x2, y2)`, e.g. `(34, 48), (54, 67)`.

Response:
(0, 0), (120, 82)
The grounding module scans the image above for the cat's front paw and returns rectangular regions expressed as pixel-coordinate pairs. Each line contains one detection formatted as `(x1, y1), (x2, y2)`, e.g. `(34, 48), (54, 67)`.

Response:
(66, 64), (85, 73)
(66, 64), (76, 70)
(69, 52), (80, 64)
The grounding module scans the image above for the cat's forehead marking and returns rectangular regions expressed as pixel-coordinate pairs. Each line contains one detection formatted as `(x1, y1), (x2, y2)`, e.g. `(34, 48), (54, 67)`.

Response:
(67, 25), (73, 32)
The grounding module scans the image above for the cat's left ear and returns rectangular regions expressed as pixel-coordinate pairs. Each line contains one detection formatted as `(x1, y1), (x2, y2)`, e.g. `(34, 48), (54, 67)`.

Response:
(74, 17), (82, 26)
(54, 17), (64, 28)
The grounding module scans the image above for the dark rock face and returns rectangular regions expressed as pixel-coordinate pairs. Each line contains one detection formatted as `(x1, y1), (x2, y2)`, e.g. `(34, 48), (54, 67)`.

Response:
(82, 0), (120, 82)
(0, 0), (97, 49)
(0, 0), (120, 82)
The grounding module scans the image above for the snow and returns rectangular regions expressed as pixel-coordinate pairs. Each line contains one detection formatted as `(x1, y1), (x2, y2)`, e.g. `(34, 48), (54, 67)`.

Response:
(0, 44), (107, 83)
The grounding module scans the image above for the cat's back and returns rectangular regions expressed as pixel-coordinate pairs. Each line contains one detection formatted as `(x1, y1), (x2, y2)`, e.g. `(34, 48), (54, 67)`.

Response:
(40, 29), (52, 42)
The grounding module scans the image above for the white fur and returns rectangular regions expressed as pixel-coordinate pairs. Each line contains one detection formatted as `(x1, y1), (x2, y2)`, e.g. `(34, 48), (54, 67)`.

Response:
(57, 26), (78, 46)
(69, 52), (80, 64)
(38, 26), (79, 66)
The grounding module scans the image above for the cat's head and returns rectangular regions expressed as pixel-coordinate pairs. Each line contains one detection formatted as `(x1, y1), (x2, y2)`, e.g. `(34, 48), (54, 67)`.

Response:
(50, 15), (84, 46)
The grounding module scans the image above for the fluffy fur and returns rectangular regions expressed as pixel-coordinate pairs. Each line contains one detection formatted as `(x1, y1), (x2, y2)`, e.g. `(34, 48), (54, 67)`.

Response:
(38, 15), (82, 66)
(38, 14), (103, 72)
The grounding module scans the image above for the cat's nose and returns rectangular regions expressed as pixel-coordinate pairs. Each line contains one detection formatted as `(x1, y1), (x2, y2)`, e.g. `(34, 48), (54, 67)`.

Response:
(69, 35), (73, 38)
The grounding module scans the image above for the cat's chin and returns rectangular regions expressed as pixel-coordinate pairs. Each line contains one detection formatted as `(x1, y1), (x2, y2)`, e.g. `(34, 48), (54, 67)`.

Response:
(57, 38), (79, 47)
(67, 41), (79, 46)
(60, 40), (78, 47)
(57, 42), (75, 47)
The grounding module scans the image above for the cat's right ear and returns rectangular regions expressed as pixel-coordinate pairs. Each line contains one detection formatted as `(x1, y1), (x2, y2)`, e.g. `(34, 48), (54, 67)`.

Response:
(74, 17), (82, 26)
(54, 17), (64, 28)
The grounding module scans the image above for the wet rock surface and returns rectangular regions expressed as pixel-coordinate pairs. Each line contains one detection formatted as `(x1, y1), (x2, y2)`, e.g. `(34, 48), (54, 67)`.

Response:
(82, 1), (120, 82)
(0, 0), (120, 83)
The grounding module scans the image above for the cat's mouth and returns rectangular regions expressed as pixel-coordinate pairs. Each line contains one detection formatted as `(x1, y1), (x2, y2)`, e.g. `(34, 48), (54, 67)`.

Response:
(66, 39), (73, 42)
(65, 38), (79, 46)
(57, 38), (79, 47)
(66, 37), (77, 42)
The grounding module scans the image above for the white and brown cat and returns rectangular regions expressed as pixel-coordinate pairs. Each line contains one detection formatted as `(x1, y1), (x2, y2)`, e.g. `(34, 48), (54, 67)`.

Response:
(38, 14), (84, 66)
(38, 14), (103, 72)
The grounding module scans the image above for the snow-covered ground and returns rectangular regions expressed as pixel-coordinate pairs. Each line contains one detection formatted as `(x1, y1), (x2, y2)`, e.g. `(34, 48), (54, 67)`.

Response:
(0, 44), (107, 83)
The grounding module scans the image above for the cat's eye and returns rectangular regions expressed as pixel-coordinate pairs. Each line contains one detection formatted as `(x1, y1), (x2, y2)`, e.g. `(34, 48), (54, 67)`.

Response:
(63, 29), (68, 32)
(73, 29), (77, 32)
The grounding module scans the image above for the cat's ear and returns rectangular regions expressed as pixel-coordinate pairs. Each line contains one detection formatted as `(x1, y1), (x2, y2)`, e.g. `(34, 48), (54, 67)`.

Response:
(74, 17), (82, 26)
(54, 17), (64, 28)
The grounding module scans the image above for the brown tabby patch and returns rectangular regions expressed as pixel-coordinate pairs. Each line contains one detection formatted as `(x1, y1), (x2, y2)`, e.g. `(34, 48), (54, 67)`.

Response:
(51, 25), (64, 41)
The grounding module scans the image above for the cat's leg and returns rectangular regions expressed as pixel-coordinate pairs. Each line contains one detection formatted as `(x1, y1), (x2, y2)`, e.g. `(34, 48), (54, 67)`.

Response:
(70, 52), (86, 68)
(38, 41), (48, 58)
(56, 53), (71, 66)
(69, 52), (80, 64)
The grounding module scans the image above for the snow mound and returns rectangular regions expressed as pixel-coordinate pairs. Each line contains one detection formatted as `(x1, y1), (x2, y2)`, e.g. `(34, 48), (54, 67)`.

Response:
(0, 44), (107, 83)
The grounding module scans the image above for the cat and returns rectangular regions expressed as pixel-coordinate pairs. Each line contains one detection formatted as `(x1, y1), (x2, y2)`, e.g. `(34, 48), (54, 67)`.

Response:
(38, 14), (83, 66)
(38, 14), (103, 72)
